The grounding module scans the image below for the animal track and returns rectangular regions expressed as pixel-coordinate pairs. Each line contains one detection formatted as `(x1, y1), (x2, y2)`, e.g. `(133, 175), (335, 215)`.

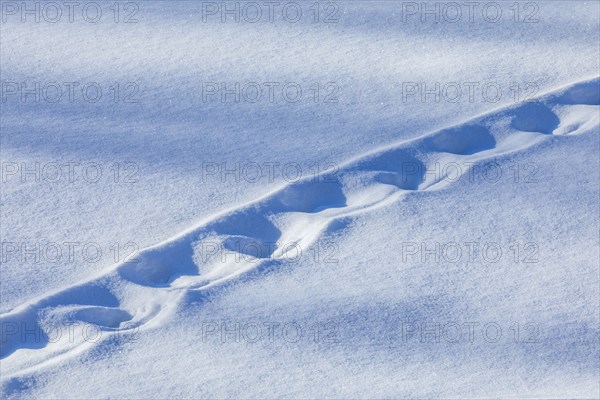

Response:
(73, 307), (132, 329)
(350, 149), (425, 190)
(118, 240), (197, 287)
(271, 179), (347, 213)
(511, 102), (560, 134)
(423, 124), (496, 155)
(208, 210), (281, 241)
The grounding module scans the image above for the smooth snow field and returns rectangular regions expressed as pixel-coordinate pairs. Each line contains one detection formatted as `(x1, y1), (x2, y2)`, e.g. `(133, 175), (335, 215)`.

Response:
(1, 1), (599, 398)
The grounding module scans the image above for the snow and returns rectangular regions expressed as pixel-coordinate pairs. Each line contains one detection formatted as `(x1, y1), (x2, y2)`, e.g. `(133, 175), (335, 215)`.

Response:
(1, 1), (599, 398)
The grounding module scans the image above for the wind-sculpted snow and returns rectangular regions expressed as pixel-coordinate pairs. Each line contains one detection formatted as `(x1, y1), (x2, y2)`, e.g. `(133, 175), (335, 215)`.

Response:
(2, 77), (598, 382)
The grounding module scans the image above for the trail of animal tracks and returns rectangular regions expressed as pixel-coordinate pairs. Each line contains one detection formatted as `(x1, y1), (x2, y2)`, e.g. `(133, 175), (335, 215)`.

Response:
(2, 77), (598, 380)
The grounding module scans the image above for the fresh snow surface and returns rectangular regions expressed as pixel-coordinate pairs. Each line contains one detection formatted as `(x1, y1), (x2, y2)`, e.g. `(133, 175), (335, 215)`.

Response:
(1, 1), (599, 398)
